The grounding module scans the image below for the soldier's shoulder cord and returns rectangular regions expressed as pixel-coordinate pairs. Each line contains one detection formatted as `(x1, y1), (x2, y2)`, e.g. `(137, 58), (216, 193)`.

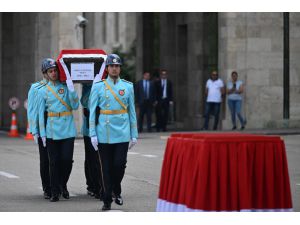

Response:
(94, 79), (105, 84)
(36, 82), (48, 90)
(121, 79), (133, 85)
(31, 81), (42, 89)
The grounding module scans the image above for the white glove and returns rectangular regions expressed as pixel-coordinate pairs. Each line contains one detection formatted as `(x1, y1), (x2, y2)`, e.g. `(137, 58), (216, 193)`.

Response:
(129, 138), (137, 150)
(66, 79), (75, 92)
(33, 134), (39, 144)
(42, 136), (46, 147)
(91, 136), (99, 151)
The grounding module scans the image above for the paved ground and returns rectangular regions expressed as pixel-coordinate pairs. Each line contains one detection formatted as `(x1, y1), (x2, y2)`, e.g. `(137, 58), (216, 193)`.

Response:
(0, 129), (299, 212)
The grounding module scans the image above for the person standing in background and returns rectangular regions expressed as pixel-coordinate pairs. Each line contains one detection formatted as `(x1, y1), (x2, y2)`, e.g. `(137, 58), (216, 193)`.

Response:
(155, 69), (173, 132)
(202, 70), (225, 130)
(135, 72), (156, 132)
(226, 71), (246, 130)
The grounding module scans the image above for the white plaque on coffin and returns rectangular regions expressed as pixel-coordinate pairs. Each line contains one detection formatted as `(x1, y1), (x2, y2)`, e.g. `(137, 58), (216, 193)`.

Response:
(71, 63), (94, 81)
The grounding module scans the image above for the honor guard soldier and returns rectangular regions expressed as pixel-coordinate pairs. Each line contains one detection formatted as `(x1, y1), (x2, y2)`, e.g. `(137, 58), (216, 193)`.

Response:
(81, 83), (103, 199)
(37, 59), (79, 202)
(89, 54), (138, 211)
(26, 58), (52, 199)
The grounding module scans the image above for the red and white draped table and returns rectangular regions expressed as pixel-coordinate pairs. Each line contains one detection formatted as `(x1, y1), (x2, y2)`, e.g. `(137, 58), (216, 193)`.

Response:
(156, 133), (293, 212)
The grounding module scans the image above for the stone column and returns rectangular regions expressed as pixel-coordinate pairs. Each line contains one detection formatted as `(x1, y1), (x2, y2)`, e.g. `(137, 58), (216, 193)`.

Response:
(0, 13), (2, 127)
(135, 13), (143, 81)
(49, 12), (84, 135)
(1, 13), (38, 131)
(290, 13), (300, 126)
(219, 12), (289, 129)
(160, 13), (205, 130)
(185, 13), (205, 129)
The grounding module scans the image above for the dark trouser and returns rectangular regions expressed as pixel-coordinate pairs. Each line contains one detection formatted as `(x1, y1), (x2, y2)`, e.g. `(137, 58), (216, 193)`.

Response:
(138, 99), (153, 132)
(84, 136), (103, 195)
(203, 102), (221, 130)
(37, 137), (51, 193)
(98, 142), (129, 204)
(46, 137), (74, 196)
(156, 99), (169, 131)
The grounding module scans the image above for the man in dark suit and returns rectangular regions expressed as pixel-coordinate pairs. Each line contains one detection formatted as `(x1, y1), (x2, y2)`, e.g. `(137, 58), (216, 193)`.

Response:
(135, 72), (156, 132)
(155, 69), (173, 132)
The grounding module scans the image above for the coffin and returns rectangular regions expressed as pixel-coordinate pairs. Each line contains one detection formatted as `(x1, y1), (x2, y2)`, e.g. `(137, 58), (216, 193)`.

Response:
(56, 49), (107, 83)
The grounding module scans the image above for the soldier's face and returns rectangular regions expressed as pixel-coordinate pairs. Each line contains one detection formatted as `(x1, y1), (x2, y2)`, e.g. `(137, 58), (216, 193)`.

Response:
(47, 67), (58, 81)
(107, 65), (121, 78)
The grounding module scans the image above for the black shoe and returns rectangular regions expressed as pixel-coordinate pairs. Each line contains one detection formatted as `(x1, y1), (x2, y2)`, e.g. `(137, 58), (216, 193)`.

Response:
(44, 191), (51, 199)
(114, 195), (123, 205)
(87, 190), (95, 197)
(94, 192), (100, 199)
(232, 126), (237, 130)
(102, 203), (111, 211)
(62, 187), (70, 199)
(241, 126), (245, 130)
(50, 195), (59, 202)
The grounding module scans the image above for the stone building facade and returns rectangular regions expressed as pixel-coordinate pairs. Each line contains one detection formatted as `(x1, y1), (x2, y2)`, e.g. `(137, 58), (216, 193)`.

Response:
(0, 12), (299, 132)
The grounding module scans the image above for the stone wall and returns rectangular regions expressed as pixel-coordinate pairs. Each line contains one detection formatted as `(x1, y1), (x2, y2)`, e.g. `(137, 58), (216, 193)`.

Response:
(218, 12), (300, 129)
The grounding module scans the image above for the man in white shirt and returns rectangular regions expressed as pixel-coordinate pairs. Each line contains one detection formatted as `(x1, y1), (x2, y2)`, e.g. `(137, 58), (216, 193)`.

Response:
(202, 70), (225, 130)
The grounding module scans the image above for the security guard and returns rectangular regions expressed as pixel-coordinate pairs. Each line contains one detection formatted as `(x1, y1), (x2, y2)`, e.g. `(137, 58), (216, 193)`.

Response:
(81, 83), (103, 199)
(37, 59), (79, 202)
(89, 54), (138, 210)
(27, 58), (52, 199)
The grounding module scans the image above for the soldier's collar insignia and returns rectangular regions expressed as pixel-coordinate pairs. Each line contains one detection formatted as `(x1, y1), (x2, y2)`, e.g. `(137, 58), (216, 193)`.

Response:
(119, 89), (125, 96)
(58, 88), (64, 94)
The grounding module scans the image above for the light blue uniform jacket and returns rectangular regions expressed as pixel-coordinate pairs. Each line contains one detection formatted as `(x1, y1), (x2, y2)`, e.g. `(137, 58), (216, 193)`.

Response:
(37, 80), (79, 140)
(89, 76), (138, 144)
(80, 84), (92, 137)
(27, 79), (48, 135)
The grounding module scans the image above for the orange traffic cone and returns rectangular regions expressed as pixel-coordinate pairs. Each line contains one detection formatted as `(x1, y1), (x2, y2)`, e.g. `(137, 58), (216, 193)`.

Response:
(24, 122), (33, 140)
(8, 112), (20, 137)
